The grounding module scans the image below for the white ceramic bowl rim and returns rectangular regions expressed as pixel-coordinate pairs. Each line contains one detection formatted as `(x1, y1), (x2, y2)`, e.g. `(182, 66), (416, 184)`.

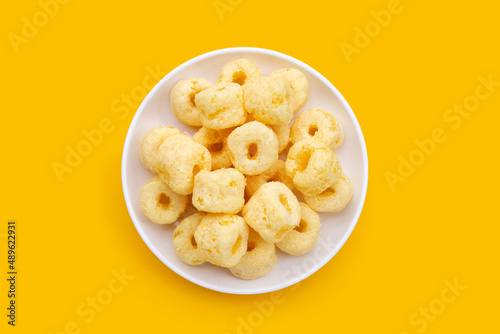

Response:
(121, 47), (368, 294)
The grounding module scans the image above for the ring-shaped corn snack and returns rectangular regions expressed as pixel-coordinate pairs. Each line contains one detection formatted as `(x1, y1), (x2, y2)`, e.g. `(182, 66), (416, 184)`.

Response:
(155, 134), (211, 195)
(227, 121), (279, 175)
(242, 182), (300, 243)
(172, 213), (206, 265)
(140, 177), (188, 224)
(170, 78), (212, 126)
(193, 127), (233, 170)
(194, 214), (249, 268)
(192, 168), (246, 214)
(276, 203), (320, 256)
(243, 76), (295, 126)
(285, 138), (341, 196)
(229, 228), (277, 280)
(290, 108), (344, 151)
(139, 126), (183, 173)
(303, 171), (353, 212)
(270, 68), (310, 113)
(217, 58), (262, 86)
(195, 82), (247, 130)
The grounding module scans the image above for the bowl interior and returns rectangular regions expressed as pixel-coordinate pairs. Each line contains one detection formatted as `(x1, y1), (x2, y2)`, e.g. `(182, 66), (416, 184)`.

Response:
(122, 48), (368, 294)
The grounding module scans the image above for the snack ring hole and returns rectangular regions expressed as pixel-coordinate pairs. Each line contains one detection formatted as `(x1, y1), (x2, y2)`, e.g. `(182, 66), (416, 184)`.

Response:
(247, 143), (258, 159)
(193, 164), (201, 177)
(308, 125), (318, 136)
(279, 194), (292, 214)
(157, 193), (171, 209)
(232, 235), (243, 254)
(294, 220), (307, 233)
(189, 93), (196, 107)
(190, 235), (197, 248)
(208, 142), (224, 152)
(297, 150), (312, 173)
(233, 72), (247, 85)
(247, 241), (256, 252)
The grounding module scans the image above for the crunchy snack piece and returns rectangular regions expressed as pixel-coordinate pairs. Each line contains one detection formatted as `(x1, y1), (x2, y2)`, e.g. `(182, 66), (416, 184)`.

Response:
(194, 214), (249, 268)
(276, 203), (320, 256)
(139, 126), (183, 173)
(242, 182), (300, 243)
(304, 171), (353, 212)
(170, 78), (212, 127)
(270, 68), (310, 113)
(246, 114), (289, 154)
(229, 228), (277, 280)
(243, 76), (295, 126)
(285, 138), (341, 196)
(173, 213), (206, 265)
(245, 160), (293, 199)
(192, 168), (246, 214)
(290, 108), (344, 151)
(227, 121), (279, 175)
(195, 83), (247, 130)
(155, 134), (211, 195)
(140, 177), (188, 224)
(193, 127), (233, 170)
(217, 58), (262, 86)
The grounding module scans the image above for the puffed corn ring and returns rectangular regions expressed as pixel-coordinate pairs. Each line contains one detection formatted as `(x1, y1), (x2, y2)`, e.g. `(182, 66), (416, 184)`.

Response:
(242, 182), (301, 243)
(227, 121), (279, 175)
(243, 76), (295, 126)
(290, 108), (344, 151)
(193, 127), (233, 170)
(140, 177), (188, 224)
(304, 171), (353, 212)
(276, 203), (320, 256)
(172, 213), (206, 265)
(195, 83), (247, 130)
(245, 160), (294, 199)
(285, 138), (342, 196)
(246, 114), (289, 154)
(192, 168), (246, 214)
(217, 58), (262, 86)
(270, 68), (310, 113)
(229, 228), (277, 280)
(155, 134), (211, 195)
(139, 126), (182, 173)
(170, 78), (212, 127)
(194, 214), (249, 268)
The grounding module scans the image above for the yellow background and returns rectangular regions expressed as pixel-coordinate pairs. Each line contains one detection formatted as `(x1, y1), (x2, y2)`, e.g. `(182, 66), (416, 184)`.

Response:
(1, 0), (499, 333)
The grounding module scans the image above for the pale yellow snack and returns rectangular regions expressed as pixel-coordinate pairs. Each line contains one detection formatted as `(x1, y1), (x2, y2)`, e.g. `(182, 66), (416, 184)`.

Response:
(285, 138), (341, 196)
(217, 58), (262, 86)
(227, 122), (278, 175)
(246, 114), (289, 154)
(139, 126), (183, 173)
(195, 82), (247, 130)
(276, 203), (320, 256)
(172, 213), (206, 265)
(194, 214), (249, 268)
(227, 121), (279, 175)
(304, 171), (353, 212)
(170, 78), (212, 127)
(192, 127), (233, 170)
(290, 108), (344, 151)
(140, 177), (188, 224)
(243, 76), (295, 126)
(270, 68), (310, 113)
(242, 182), (300, 243)
(155, 134), (211, 195)
(229, 228), (277, 280)
(192, 168), (246, 214)
(245, 160), (294, 199)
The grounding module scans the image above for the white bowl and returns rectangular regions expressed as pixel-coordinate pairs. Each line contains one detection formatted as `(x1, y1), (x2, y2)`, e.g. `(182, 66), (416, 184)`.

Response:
(121, 47), (368, 294)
